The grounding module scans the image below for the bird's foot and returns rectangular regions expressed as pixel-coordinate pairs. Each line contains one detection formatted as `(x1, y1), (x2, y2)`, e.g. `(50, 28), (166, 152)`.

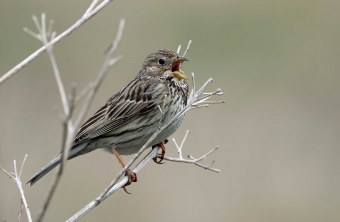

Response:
(111, 147), (138, 194)
(123, 169), (138, 194)
(152, 140), (167, 164)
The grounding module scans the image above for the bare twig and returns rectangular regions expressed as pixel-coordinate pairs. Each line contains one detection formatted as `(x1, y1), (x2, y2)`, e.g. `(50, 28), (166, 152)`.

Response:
(25, 14), (70, 116)
(18, 199), (24, 222)
(164, 130), (220, 173)
(74, 19), (125, 127)
(176, 40), (192, 56)
(182, 40), (192, 57)
(66, 146), (160, 222)
(176, 44), (182, 54)
(0, 0), (116, 85)
(0, 155), (32, 222)
(23, 13), (125, 222)
(74, 83), (93, 105)
(84, 0), (100, 15)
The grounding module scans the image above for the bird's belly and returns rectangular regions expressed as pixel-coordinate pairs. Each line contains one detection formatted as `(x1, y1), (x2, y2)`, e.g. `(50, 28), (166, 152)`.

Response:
(114, 115), (184, 155)
(89, 116), (183, 155)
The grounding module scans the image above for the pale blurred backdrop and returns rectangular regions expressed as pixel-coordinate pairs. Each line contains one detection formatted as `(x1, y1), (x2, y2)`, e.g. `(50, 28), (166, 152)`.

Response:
(1, 0), (340, 221)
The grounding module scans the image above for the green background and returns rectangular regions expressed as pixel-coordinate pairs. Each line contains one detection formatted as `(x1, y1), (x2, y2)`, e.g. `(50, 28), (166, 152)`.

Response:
(1, 0), (340, 221)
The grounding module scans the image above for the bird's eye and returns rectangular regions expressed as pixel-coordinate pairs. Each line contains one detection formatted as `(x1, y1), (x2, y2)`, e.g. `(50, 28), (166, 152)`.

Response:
(158, 58), (166, 65)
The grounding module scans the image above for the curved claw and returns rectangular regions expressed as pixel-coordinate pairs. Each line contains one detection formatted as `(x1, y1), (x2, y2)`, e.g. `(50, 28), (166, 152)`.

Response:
(123, 169), (137, 194)
(152, 142), (166, 164)
(123, 187), (131, 194)
(153, 155), (165, 164)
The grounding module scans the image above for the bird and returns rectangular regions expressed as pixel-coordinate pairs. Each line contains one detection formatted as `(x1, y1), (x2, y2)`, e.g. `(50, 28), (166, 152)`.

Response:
(27, 49), (189, 187)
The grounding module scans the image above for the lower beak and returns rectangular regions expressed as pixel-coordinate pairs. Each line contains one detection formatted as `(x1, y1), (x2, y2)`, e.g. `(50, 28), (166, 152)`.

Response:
(172, 71), (187, 80)
(172, 56), (189, 80)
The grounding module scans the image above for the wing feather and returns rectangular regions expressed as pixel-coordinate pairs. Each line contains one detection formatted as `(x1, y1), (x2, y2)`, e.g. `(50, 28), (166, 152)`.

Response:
(73, 78), (166, 146)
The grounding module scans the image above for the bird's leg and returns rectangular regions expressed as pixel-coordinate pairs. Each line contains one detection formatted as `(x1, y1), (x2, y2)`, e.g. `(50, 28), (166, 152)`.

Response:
(111, 148), (137, 194)
(152, 139), (168, 164)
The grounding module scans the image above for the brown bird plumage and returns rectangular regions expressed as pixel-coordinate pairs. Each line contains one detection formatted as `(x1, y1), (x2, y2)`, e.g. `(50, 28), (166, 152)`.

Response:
(27, 49), (189, 186)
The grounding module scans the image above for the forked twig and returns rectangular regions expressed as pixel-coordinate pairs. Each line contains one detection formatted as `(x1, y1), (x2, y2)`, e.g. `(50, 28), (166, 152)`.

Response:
(0, 155), (32, 222)
(164, 130), (220, 173)
(0, 0), (116, 85)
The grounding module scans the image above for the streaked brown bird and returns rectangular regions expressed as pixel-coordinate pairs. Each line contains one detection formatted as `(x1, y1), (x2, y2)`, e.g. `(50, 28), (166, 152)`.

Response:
(27, 49), (189, 187)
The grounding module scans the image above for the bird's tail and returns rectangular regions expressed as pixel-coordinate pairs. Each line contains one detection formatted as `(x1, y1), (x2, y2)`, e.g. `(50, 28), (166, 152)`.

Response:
(27, 142), (89, 186)
(27, 153), (62, 186)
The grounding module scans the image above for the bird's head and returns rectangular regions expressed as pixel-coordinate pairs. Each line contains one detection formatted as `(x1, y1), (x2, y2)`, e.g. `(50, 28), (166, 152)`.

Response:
(141, 49), (189, 81)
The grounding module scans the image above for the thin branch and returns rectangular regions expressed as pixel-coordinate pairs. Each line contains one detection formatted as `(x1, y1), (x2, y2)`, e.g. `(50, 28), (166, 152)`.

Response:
(176, 44), (181, 54)
(46, 39), (70, 116)
(74, 83), (93, 104)
(18, 199), (24, 222)
(28, 14), (72, 222)
(176, 40), (192, 57)
(74, 19), (125, 127)
(0, 164), (12, 178)
(0, 155), (32, 222)
(182, 40), (192, 57)
(22, 13), (124, 221)
(172, 130), (191, 159)
(84, 0), (100, 16)
(165, 130), (220, 173)
(66, 146), (160, 222)
(34, 18), (125, 222)
(164, 148), (220, 173)
(26, 14), (70, 116)
(0, 0), (116, 85)
(35, 114), (75, 222)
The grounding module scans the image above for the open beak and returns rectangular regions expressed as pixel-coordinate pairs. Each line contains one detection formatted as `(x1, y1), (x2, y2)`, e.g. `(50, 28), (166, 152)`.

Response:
(171, 56), (189, 80)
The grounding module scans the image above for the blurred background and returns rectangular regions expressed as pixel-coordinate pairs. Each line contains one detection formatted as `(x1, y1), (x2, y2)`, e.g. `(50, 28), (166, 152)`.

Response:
(1, 0), (340, 221)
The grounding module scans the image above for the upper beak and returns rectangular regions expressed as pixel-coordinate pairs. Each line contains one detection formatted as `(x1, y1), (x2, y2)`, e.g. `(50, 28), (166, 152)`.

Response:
(175, 56), (189, 62)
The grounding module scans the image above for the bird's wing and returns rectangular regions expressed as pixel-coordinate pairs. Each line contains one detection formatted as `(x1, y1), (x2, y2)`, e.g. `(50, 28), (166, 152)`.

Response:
(73, 78), (167, 146)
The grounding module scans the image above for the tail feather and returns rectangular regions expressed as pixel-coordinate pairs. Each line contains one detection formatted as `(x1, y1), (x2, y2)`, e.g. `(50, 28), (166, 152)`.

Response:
(27, 142), (90, 186)
(27, 154), (61, 186)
